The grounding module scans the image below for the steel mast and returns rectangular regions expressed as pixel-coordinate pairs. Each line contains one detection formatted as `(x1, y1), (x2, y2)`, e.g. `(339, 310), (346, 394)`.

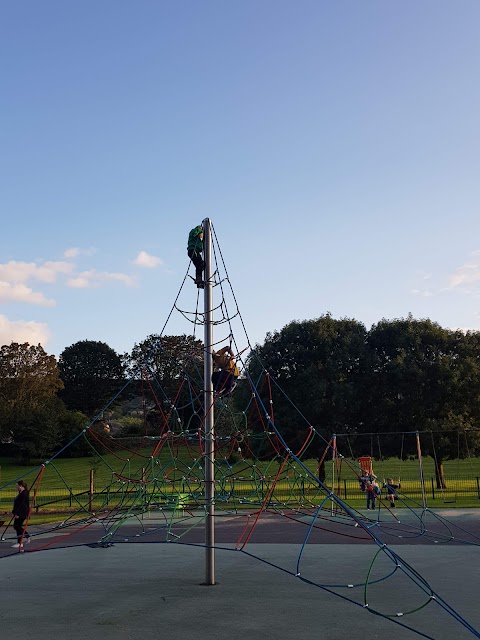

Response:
(202, 218), (215, 584)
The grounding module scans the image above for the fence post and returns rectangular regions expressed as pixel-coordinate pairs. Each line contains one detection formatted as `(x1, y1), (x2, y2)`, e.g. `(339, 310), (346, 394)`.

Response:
(344, 479), (347, 499)
(431, 478), (435, 500)
(476, 477), (480, 500)
(69, 488), (73, 507)
(89, 469), (95, 512)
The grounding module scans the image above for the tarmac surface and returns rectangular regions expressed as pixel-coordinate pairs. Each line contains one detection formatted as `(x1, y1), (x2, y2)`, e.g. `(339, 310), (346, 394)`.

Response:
(0, 508), (479, 639)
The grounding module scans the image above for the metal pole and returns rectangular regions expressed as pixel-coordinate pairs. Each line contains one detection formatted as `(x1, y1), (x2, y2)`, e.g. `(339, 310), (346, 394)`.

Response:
(415, 431), (428, 509)
(203, 218), (215, 585)
(89, 469), (95, 512)
(331, 434), (336, 515)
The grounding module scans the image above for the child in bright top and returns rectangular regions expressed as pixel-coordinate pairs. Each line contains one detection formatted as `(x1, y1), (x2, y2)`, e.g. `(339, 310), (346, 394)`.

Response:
(212, 346), (239, 397)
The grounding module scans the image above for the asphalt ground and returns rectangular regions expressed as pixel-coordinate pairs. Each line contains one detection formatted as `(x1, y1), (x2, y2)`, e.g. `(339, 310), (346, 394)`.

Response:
(0, 509), (479, 640)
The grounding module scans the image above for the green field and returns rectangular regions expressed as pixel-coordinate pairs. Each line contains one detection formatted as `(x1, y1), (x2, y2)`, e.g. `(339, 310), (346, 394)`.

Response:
(1, 453), (480, 518)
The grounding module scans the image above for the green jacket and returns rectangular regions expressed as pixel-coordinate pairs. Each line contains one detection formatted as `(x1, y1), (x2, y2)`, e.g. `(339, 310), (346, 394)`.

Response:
(187, 226), (203, 255)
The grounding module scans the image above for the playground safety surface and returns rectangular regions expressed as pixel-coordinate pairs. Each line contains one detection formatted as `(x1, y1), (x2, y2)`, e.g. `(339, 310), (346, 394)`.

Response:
(0, 509), (479, 639)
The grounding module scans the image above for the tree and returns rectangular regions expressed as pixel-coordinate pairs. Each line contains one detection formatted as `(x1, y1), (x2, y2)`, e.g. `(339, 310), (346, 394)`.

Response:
(125, 334), (204, 409)
(242, 315), (369, 461)
(0, 342), (64, 413)
(0, 343), (66, 462)
(59, 340), (126, 418)
(364, 318), (480, 487)
(10, 397), (66, 463)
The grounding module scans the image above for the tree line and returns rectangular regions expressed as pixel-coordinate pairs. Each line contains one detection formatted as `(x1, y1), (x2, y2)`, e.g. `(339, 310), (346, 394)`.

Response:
(0, 334), (203, 462)
(242, 314), (480, 487)
(1, 315), (480, 482)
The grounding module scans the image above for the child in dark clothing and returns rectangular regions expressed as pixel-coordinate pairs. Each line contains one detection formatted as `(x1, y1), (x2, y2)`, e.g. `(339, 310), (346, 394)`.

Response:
(187, 225), (205, 288)
(12, 480), (31, 548)
(358, 471), (369, 492)
(366, 475), (381, 510)
(383, 478), (401, 509)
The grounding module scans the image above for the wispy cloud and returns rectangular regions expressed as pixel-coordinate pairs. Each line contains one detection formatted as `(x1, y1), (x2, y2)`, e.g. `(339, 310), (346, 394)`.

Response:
(0, 260), (74, 284)
(413, 252), (480, 299)
(0, 282), (55, 306)
(416, 270), (432, 281)
(448, 257), (480, 289)
(133, 251), (163, 268)
(0, 315), (50, 347)
(411, 288), (434, 298)
(67, 270), (136, 289)
(64, 248), (80, 258)
(63, 247), (96, 259)
(0, 254), (136, 299)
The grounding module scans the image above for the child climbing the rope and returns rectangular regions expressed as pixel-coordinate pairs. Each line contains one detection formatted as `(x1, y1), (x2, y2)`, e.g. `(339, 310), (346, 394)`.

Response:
(187, 224), (205, 288)
(212, 346), (239, 397)
(383, 478), (401, 509)
(12, 480), (31, 548)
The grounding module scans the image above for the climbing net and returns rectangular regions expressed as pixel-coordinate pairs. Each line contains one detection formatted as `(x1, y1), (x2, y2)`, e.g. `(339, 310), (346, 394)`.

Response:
(0, 221), (479, 640)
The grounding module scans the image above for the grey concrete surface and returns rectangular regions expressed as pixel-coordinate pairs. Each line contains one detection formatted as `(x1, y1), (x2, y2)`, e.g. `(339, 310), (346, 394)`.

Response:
(0, 541), (479, 640)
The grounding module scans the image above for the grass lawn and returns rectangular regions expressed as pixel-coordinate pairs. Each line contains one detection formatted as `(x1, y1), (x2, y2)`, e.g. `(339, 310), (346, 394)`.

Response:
(1, 452), (480, 518)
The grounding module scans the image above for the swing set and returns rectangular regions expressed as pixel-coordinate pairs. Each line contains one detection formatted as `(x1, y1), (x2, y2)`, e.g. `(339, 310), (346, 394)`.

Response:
(331, 430), (479, 508)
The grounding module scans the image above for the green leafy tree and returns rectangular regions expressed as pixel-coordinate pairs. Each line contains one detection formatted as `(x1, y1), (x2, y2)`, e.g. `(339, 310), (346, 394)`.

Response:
(126, 333), (203, 398)
(11, 397), (66, 463)
(242, 315), (369, 463)
(0, 342), (64, 413)
(124, 334), (204, 434)
(57, 408), (91, 457)
(59, 340), (126, 418)
(0, 343), (65, 458)
(365, 318), (480, 487)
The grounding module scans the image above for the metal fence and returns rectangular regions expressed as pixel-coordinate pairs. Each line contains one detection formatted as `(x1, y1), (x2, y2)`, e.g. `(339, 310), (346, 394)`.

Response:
(1, 476), (480, 513)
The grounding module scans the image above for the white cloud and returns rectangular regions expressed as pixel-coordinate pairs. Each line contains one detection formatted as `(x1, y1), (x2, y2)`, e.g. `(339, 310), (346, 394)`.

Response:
(447, 250), (480, 291)
(0, 315), (50, 348)
(67, 270), (136, 289)
(64, 247), (80, 258)
(411, 288), (434, 297)
(63, 247), (96, 259)
(416, 270), (432, 281)
(0, 282), (55, 306)
(0, 260), (74, 284)
(449, 263), (480, 288)
(0, 255), (134, 303)
(133, 251), (163, 268)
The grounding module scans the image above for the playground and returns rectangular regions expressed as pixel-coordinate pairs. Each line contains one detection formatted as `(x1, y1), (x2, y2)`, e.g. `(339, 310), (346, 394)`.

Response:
(1, 510), (479, 640)
(1, 220), (480, 640)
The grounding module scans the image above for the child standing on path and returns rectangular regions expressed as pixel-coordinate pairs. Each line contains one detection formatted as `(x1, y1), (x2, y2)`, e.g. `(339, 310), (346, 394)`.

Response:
(366, 475), (381, 510)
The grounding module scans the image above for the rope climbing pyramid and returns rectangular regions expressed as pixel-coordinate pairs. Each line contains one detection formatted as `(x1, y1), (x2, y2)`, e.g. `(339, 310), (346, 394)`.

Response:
(0, 219), (479, 640)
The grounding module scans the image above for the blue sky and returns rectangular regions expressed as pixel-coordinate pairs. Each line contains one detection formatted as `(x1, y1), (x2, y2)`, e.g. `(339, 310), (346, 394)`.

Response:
(1, 1), (480, 357)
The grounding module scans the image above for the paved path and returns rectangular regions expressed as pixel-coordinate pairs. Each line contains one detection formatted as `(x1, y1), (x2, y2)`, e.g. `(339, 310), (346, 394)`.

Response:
(0, 542), (479, 640)
(1, 509), (479, 639)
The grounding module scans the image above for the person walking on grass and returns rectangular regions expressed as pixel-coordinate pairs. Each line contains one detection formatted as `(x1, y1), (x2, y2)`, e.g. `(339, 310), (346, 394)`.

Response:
(12, 481), (31, 548)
